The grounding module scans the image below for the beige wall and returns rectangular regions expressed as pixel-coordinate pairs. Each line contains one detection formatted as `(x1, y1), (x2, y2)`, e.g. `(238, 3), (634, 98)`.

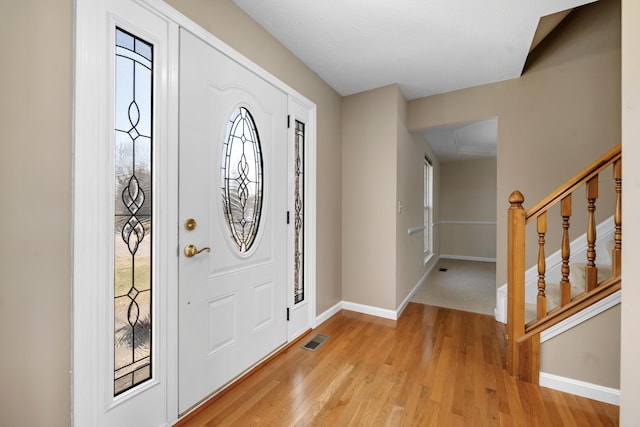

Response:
(396, 90), (440, 307)
(407, 0), (621, 289)
(342, 85), (398, 310)
(438, 158), (496, 260)
(343, 85), (440, 311)
(0, 1), (73, 426)
(541, 304), (621, 388)
(164, 0), (343, 315)
(620, 0), (640, 423)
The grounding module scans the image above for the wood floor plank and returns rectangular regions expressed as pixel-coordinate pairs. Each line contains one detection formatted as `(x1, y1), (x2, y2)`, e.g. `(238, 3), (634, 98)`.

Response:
(176, 303), (619, 426)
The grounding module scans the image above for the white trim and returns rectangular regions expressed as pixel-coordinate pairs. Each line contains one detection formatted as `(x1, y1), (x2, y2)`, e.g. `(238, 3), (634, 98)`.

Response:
(435, 220), (497, 225)
(286, 95), (317, 338)
(315, 301), (399, 325)
(495, 285), (508, 323)
(342, 301), (398, 320)
(540, 290), (621, 342)
(440, 254), (497, 263)
(423, 252), (436, 266)
(165, 17), (180, 424)
(74, 1), (175, 425)
(73, 0), (102, 423)
(315, 302), (343, 327)
(539, 372), (620, 406)
(397, 256), (440, 317)
(306, 106), (318, 329)
(313, 256), (441, 326)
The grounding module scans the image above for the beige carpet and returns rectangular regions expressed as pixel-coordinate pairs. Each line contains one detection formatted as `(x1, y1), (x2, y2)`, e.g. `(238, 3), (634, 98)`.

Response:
(412, 259), (496, 316)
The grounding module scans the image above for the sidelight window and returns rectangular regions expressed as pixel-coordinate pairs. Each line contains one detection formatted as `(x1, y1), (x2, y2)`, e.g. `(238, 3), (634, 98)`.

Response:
(293, 120), (305, 304)
(113, 27), (153, 396)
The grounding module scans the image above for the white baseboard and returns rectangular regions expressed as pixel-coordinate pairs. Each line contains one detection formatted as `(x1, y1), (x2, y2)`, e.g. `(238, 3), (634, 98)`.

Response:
(436, 220), (497, 225)
(396, 256), (441, 317)
(315, 257), (452, 324)
(342, 301), (397, 320)
(440, 254), (496, 263)
(495, 285), (508, 323)
(539, 372), (620, 406)
(316, 300), (398, 323)
(315, 301), (343, 326)
(320, 258), (442, 323)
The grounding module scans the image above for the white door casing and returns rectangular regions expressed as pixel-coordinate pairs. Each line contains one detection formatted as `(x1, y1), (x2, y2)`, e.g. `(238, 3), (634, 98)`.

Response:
(178, 29), (288, 414)
(286, 97), (314, 340)
(74, 0), (316, 425)
(74, 0), (177, 425)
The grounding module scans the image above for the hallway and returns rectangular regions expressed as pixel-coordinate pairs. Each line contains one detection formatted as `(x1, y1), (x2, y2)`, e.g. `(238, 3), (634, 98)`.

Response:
(412, 259), (496, 316)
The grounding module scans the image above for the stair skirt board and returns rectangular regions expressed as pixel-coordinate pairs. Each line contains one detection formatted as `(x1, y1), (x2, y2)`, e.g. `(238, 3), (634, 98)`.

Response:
(539, 372), (620, 405)
(539, 290), (621, 342)
(495, 215), (615, 324)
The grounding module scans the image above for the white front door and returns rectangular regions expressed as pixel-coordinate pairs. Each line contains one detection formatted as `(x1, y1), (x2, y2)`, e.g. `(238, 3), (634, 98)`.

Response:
(178, 29), (288, 414)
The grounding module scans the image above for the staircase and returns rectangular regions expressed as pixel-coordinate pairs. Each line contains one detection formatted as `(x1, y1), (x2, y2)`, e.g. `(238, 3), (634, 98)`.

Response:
(506, 144), (621, 383)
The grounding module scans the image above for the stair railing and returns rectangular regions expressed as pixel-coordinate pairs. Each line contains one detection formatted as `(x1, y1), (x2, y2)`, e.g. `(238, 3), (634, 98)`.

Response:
(506, 144), (621, 383)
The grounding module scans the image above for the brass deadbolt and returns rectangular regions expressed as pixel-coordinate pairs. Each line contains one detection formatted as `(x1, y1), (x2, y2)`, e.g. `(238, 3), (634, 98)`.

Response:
(184, 218), (197, 231)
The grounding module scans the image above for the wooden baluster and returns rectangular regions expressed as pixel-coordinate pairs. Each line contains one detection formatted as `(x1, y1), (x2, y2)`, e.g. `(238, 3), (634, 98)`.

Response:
(585, 176), (598, 291)
(507, 190), (526, 377)
(612, 159), (622, 277)
(560, 195), (572, 306)
(537, 212), (547, 319)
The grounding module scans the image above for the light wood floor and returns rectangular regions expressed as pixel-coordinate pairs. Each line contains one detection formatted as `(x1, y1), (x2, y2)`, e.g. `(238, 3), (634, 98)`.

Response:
(177, 303), (619, 426)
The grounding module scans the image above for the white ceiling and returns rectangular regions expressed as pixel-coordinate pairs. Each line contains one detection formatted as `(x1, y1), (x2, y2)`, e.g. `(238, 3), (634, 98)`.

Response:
(232, 0), (597, 162)
(424, 119), (497, 163)
(232, 0), (597, 100)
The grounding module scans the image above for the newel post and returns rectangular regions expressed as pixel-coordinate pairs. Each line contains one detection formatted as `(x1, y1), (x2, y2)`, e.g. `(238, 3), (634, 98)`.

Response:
(507, 190), (526, 377)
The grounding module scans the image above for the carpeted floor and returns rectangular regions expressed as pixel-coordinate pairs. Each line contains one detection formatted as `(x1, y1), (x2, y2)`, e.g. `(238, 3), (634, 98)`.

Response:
(412, 258), (496, 316)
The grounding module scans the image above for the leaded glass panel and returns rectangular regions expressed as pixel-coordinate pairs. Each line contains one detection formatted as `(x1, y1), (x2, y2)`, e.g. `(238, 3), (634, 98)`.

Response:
(294, 120), (305, 304)
(114, 27), (153, 396)
(221, 107), (264, 253)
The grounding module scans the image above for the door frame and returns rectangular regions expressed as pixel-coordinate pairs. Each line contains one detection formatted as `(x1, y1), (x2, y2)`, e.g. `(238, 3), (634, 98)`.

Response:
(73, 0), (316, 424)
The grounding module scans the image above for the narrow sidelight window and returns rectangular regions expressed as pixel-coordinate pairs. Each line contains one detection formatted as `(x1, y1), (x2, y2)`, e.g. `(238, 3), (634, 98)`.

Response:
(294, 120), (305, 304)
(113, 28), (153, 396)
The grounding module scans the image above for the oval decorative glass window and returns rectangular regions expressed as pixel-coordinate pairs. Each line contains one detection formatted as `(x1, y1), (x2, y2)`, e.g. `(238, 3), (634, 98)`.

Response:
(221, 107), (264, 253)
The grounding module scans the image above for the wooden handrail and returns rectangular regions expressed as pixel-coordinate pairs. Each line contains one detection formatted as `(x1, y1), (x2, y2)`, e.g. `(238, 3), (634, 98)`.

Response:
(525, 144), (621, 223)
(506, 144), (622, 383)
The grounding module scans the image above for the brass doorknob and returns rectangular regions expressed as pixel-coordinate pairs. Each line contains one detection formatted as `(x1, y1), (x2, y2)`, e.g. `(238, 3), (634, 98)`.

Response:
(184, 244), (211, 258)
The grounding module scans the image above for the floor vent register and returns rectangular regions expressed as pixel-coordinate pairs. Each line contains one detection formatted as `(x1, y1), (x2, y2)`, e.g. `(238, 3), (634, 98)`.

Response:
(302, 334), (330, 352)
